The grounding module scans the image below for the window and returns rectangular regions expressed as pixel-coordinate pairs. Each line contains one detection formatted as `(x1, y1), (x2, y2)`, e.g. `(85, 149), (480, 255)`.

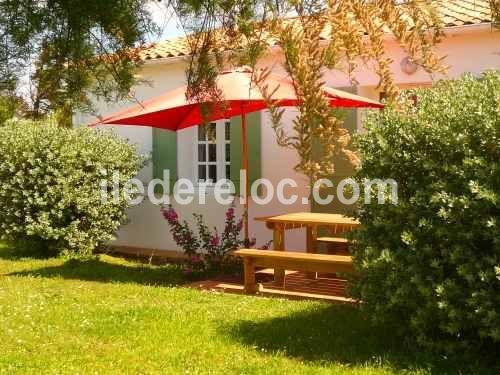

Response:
(380, 83), (432, 106)
(197, 119), (231, 183)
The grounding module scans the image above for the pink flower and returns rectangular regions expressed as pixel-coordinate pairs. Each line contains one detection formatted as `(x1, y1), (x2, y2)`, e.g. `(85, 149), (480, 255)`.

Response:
(210, 234), (220, 247)
(161, 206), (178, 223)
(225, 207), (235, 220)
(168, 210), (178, 222)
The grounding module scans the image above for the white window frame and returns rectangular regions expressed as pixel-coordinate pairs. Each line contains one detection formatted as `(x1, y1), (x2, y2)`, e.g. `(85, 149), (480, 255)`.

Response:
(194, 119), (231, 187)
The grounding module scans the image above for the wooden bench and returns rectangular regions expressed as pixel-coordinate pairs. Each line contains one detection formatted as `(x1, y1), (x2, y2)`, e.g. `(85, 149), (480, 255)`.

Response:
(234, 249), (355, 294)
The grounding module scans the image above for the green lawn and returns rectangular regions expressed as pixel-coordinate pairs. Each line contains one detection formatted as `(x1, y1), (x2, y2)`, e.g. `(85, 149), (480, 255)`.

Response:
(0, 243), (493, 374)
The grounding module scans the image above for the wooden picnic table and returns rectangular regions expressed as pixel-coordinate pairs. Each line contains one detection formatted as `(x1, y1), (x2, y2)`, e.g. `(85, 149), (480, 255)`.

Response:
(255, 212), (360, 281)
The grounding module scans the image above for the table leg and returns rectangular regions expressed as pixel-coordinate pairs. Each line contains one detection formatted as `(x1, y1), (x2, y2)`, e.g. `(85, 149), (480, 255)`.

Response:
(243, 257), (257, 294)
(273, 224), (285, 285)
(306, 225), (317, 279)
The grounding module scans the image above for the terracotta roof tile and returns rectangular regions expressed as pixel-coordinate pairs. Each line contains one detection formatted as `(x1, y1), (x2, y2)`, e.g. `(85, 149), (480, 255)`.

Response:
(441, 0), (491, 25)
(138, 1), (493, 62)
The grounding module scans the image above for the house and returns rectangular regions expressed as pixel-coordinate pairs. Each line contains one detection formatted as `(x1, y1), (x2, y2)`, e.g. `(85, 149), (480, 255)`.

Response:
(75, 0), (500, 255)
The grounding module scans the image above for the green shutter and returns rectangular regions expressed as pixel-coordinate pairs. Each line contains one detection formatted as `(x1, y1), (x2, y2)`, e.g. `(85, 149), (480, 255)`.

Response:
(230, 112), (261, 196)
(152, 128), (177, 194)
(331, 86), (359, 176)
(311, 86), (358, 214)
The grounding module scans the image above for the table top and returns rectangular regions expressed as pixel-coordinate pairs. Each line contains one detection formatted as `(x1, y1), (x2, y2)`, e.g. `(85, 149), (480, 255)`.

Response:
(255, 212), (360, 227)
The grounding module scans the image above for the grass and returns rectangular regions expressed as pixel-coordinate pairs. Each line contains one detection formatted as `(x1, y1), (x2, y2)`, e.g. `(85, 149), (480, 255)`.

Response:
(0, 243), (495, 374)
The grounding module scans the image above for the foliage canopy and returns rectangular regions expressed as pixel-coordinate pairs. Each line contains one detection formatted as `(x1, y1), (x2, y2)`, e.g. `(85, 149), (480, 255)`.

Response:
(350, 71), (500, 353)
(174, 0), (449, 181)
(0, 0), (157, 125)
(0, 119), (145, 256)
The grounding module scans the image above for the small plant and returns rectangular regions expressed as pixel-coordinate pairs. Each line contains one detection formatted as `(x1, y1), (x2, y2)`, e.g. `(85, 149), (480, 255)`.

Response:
(161, 205), (263, 276)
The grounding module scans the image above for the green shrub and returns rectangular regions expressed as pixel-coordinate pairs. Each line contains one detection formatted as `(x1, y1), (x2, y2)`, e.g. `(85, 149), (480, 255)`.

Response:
(0, 95), (24, 126)
(350, 71), (499, 354)
(0, 119), (145, 257)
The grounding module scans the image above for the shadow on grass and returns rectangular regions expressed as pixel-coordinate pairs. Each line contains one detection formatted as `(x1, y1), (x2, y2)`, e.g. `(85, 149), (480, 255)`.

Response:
(8, 257), (187, 287)
(224, 304), (494, 374)
(0, 240), (58, 260)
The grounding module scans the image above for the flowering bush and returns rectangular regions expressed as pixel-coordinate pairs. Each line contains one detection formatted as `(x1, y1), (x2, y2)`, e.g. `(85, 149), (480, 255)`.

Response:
(350, 72), (499, 354)
(161, 207), (200, 258)
(0, 119), (145, 257)
(161, 205), (259, 274)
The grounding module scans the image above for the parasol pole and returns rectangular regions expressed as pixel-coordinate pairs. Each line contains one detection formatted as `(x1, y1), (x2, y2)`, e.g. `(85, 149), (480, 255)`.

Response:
(241, 110), (250, 243)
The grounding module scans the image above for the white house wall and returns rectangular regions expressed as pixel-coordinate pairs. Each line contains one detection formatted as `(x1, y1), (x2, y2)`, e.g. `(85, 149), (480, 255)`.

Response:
(319, 25), (500, 88)
(75, 26), (500, 252)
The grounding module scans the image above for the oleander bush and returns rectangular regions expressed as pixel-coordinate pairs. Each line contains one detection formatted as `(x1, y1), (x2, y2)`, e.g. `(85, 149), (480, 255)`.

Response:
(0, 119), (145, 257)
(350, 71), (499, 354)
(161, 205), (262, 276)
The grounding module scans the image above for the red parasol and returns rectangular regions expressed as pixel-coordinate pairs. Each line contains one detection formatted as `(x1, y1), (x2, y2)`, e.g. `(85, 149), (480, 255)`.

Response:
(93, 67), (383, 241)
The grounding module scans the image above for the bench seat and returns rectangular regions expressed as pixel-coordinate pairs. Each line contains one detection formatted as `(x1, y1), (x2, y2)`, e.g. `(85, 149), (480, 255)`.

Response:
(234, 249), (355, 293)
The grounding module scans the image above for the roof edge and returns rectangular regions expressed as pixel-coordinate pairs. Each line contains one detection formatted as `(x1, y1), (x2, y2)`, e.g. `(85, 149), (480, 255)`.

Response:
(143, 21), (494, 67)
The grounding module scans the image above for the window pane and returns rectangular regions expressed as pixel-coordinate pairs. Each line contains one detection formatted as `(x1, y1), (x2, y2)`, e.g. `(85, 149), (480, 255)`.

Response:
(226, 164), (231, 180)
(208, 144), (217, 162)
(207, 122), (216, 141)
(198, 165), (206, 181)
(225, 121), (230, 140)
(208, 165), (217, 182)
(198, 144), (206, 162)
(225, 143), (230, 162)
(198, 126), (206, 141)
